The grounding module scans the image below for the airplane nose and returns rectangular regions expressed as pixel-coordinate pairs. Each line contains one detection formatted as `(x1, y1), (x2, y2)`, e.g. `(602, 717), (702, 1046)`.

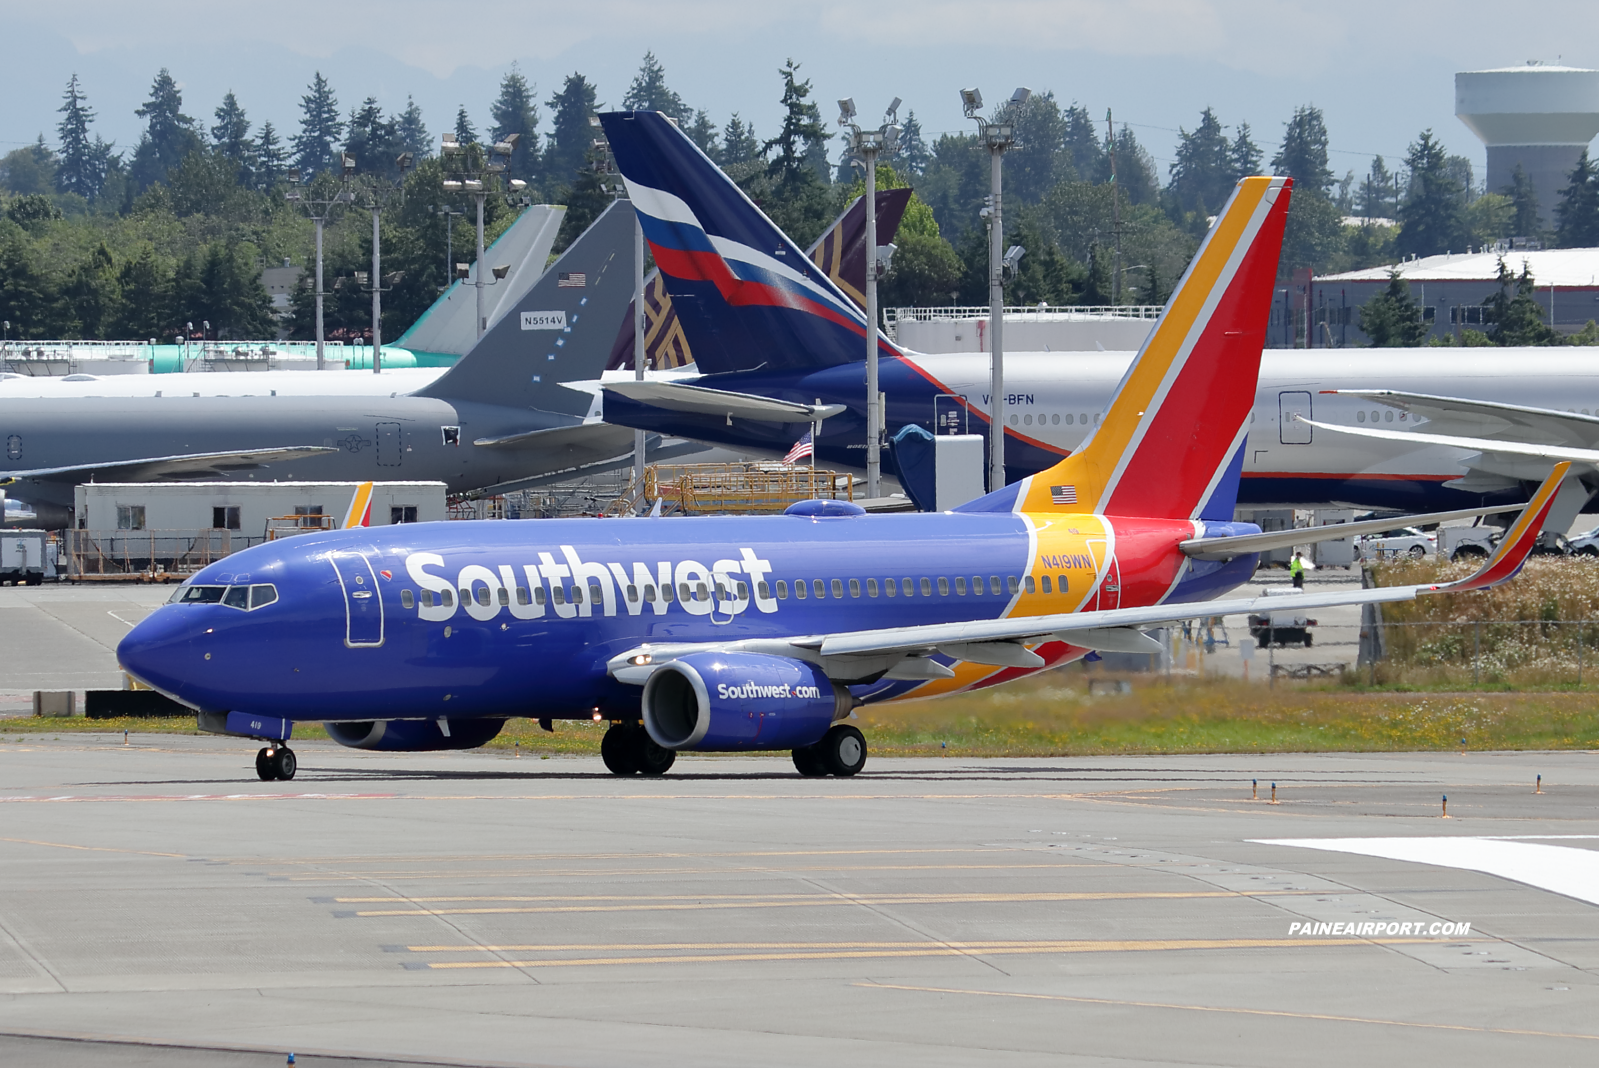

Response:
(117, 606), (203, 700)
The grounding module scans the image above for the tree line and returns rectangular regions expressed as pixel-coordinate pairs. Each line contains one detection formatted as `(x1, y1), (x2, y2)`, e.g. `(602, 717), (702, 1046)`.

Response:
(6, 54), (1599, 344)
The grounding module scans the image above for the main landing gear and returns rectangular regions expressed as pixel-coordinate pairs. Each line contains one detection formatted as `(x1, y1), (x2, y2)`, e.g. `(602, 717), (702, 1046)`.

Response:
(601, 722), (676, 777)
(256, 745), (297, 781)
(792, 724), (867, 778)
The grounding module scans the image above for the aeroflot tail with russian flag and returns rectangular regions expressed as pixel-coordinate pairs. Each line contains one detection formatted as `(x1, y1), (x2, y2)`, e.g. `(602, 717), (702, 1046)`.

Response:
(115, 163), (1565, 783)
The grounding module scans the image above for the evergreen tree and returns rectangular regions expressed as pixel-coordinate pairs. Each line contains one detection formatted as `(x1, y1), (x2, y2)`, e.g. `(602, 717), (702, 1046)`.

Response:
(129, 68), (201, 191)
(1230, 122), (1263, 177)
(1358, 156), (1396, 220)
(1335, 170), (1355, 213)
(0, 230), (55, 337)
(56, 74), (103, 200)
(622, 51), (689, 121)
(61, 241), (120, 338)
(545, 73), (599, 192)
(1555, 150), (1599, 248)
(1505, 163), (1541, 238)
(1271, 105), (1333, 195)
(453, 106), (477, 146)
(763, 59), (826, 187)
(1446, 156), (1475, 201)
(489, 64), (540, 183)
(111, 244), (172, 337)
(1061, 104), (1104, 181)
(293, 72), (344, 175)
(1484, 260), (1560, 345)
(1167, 107), (1233, 215)
(254, 121), (287, 188)
(1396, 130), (1470, 258)
(396, 96), (430, 160)
(897, 110), (930, 176)
(552, 152), (613, 252)
(1005, 91), (1068, 204)
(211, 90), (254, 184)
(686, 109), (719, 160)
(720, 114), (761, 168)
(1358, 271), (1427, 346)
(1, 136), (57, 196)
(345, 97), (403, 177)
(1101, 125), (1159, 206)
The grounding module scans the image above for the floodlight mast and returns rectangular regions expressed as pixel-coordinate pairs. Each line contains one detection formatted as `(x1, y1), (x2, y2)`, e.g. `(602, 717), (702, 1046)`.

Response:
(839, 97), (902, 500)
(442, 132), (523, 340)
(963, 86), (1029, 491)
(285, 163), (355, 370)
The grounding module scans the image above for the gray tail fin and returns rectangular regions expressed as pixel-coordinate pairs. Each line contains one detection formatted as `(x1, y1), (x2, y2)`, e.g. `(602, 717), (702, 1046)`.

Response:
(416, 201), (632, 417)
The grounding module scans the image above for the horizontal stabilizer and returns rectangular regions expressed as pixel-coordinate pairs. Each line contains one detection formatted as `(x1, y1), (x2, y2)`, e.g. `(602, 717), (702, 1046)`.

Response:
(1, 445), (338, 485)
(602, 379), (846, 423)
(1180, 503), (1525, 560)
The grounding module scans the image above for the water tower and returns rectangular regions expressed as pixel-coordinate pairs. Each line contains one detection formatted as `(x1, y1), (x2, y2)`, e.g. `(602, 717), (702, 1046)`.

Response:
(1456, 63), (1599, 231)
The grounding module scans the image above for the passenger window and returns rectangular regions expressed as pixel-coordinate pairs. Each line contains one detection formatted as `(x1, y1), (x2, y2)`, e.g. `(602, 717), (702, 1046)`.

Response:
(937, 576), (949, 596)
(885, 577), (897, 597)
(1057, 574), (1068, 593)
(973, 576), (985, 595)
(989, 575), (1001, 594)
(814, 579), (826, 598)
(832, 579), (844, 598)
(573, 586), (585, 604)
(497, 587), (509, 606)
(795, 580), (807, 599)
(737, 581), (749, 600)
(776, 580), (789, 599)
(1007, 576), (1020, 594)
(758, 581), (770, 600)
(441, 589), (454, 606)
(516, 587), (530, 605)
(920, 577), (932, 596)
(1041, 575), (1052, 594)
(627, 584), (639, 603)
(458, 587), (470, 604)
(534, 587), (547, 605)
(223, 585), (250, 609)
(644, 585), (656, 602)
(250, 584), (278, 609)
(955, 576), (967, 595)
(401, 589), (415, 609)
(1052, 414), (1060, 425)
(1024, 576), (1036, 594)
(1065, 414), (1074, 425)
(696, 583), (709, 601)
(661, 583), (674, 603)
(848, 578), (860, 598)
(867, 578), (879, 597)
(902, 578), (914, 596)
(422, 590), (436, 608)
(474, 587), (490, 606)
(553, 586), (566, 605)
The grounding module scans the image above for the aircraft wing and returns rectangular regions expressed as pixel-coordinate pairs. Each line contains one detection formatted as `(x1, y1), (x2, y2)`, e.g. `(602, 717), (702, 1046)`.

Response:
(608, 465), (1566, 684)
(1301, 417), (1599, 465)
(602, 379), (847, 424)
(1329, 389), (1599, 447)
(1, 446), (339, 484)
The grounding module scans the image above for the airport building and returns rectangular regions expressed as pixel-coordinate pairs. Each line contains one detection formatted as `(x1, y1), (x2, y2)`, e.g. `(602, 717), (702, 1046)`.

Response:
(1311, 247), (1599, 346)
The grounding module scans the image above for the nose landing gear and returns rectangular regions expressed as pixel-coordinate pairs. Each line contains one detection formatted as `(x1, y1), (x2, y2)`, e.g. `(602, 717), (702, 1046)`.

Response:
(255, 746), (298, 781)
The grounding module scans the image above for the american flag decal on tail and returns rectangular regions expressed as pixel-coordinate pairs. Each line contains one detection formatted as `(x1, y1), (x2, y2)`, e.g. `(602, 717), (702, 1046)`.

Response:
(557, 272), (586, 288)
(1050, 485), (1078, 505)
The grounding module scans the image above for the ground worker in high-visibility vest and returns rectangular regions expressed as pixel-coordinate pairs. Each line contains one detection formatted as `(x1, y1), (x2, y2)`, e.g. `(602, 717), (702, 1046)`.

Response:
(1290, 551), (1306, 589)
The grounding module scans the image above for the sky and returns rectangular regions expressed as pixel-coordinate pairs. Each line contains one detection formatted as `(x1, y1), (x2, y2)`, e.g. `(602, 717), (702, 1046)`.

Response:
(4, 1), (1598, 186)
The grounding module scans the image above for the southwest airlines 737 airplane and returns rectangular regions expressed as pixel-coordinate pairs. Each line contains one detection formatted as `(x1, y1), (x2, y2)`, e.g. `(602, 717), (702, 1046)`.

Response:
(115, 168), (1564, 782)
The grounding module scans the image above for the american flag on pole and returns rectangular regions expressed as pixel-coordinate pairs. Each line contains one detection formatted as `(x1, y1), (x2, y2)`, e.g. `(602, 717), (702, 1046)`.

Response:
(784, 429), (814, 465)
(557, 272), (586, 288)
(1050, 485), (1078, 505)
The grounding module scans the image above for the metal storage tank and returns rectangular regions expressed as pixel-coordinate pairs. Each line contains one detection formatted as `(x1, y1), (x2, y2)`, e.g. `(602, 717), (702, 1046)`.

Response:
(1456, 63), (1599, 229)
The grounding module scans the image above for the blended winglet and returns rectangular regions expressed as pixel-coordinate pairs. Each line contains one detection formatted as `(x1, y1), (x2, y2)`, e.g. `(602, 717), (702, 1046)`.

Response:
(1436, 462), (1569, 592)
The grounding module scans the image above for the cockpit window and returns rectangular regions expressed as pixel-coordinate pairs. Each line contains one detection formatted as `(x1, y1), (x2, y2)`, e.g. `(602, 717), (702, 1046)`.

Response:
(169, 582), (278, 610)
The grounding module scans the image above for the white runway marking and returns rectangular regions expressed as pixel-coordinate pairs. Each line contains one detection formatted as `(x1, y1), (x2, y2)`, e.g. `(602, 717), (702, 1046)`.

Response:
(1253, 837), (1599, 907)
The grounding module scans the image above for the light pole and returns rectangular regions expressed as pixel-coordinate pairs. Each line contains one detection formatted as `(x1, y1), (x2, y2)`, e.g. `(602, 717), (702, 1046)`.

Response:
(286, 158), (355, 370)
(838, 96), (901, 500)
(432, 204), (466, 291)
(962, 86), (1029, 492)
(441, 132), (527, 340)
(360, 151), (414, 374)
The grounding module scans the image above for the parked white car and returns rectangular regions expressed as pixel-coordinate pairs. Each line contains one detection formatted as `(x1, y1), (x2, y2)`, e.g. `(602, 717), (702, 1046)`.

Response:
(1355, 526), (1436, 560)
(1567, 528), (1599, 557)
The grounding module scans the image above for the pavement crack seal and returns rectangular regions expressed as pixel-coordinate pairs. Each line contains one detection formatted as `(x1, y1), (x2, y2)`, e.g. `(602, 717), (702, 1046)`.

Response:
(854, 981), (1599, 1042)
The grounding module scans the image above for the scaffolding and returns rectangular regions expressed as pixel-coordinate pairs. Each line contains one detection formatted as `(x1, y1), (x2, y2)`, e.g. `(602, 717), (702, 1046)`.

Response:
(608, 463), (855, 517)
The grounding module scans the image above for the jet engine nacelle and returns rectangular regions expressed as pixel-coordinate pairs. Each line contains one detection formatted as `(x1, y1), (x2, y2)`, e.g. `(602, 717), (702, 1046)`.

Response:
(641, 652), (854, 751)
(325, 717), (505, 751)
